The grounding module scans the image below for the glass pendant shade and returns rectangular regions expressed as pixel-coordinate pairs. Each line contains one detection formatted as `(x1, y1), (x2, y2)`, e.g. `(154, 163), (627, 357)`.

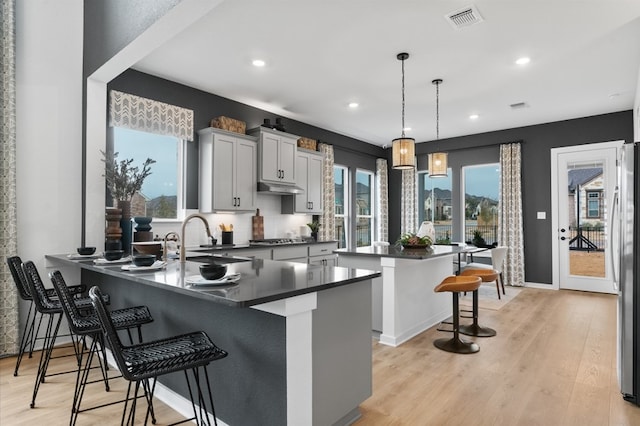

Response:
(428, 152), (448, 177)
(392, 137), (416, 169)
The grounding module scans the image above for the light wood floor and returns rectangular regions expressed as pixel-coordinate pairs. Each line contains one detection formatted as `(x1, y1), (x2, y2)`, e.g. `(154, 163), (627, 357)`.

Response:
(1, 288), (639, 425)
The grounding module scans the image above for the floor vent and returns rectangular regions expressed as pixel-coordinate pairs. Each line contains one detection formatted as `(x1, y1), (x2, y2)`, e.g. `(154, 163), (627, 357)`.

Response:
(445, 5), (484, 29)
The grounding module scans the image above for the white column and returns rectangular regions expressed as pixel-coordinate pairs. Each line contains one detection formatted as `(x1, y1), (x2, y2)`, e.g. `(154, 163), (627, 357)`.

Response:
(252, 293), (317, 426)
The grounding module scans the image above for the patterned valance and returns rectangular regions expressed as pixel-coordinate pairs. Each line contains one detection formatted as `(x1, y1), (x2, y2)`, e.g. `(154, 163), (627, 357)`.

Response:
(109, 90), (194, 141)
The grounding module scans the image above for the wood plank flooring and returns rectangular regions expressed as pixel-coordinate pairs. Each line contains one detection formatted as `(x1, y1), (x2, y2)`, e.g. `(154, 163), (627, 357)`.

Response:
(1, 288), (639, 425)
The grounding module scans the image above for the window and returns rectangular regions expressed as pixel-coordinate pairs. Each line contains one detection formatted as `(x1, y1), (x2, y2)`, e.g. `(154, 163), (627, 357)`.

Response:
(113, 127), (184, 220)
(418, 169), (453, 243)
(355, 169), (374, 247)
(587, 191), (602, 218)
(334, 165), (348, 248)
(462, 164), (500, 245)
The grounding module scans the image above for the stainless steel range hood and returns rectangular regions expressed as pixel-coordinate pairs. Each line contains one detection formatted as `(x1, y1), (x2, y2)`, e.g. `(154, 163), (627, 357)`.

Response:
(257, 181), (304, 195)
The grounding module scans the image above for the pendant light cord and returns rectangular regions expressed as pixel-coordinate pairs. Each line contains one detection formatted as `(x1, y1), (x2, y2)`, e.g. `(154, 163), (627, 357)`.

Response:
(401, 57), (406, 138)
(435, 81), (439, 140)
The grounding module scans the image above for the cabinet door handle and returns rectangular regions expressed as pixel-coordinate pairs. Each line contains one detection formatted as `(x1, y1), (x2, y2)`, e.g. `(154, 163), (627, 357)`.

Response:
(310, 202), (313, 209)
(236, 197), (240, 207)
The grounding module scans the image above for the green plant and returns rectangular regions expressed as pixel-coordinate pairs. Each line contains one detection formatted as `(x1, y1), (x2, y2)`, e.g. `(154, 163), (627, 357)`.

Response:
(307, 221), (320, 233)
(397, 233), (432, 247)
(472, 230), (486, 247)
(101, 151), (155, 201)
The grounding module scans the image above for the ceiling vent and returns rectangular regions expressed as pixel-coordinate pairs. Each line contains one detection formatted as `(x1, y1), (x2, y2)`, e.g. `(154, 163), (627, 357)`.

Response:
(510, 102), (528, 109)
(445, 5), (484, 30)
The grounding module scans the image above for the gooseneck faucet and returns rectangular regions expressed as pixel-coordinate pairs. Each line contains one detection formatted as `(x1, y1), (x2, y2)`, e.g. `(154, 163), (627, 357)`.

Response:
(163, 231), (180, 263)
(180, 213), (212, 264)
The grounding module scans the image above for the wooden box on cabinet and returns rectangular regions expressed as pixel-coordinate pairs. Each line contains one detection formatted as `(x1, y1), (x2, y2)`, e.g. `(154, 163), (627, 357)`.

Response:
(210, 116), (246, 134)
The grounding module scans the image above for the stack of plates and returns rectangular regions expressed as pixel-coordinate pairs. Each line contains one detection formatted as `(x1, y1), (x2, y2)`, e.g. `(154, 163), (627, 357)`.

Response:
(186, 273), (241, 286)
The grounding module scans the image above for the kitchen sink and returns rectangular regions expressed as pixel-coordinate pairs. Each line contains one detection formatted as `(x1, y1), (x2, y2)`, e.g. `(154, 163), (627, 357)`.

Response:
(186, 255), (252, 264)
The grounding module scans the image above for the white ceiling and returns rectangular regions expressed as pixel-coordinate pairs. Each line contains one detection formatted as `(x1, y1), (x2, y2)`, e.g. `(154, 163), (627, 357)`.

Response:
(133, 0), (640, 147)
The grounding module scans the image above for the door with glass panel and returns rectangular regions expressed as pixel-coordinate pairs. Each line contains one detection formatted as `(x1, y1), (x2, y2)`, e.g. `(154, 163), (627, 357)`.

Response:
(552, 141), (620, 293)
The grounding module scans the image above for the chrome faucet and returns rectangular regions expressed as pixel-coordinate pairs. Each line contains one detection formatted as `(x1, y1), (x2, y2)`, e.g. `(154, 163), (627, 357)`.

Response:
(163, 231), (180, 263)
(180, 213), (212, 263)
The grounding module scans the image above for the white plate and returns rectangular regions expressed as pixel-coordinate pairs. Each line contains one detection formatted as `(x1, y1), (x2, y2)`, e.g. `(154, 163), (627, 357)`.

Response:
(93, 256), (131, 265)
(121, 261), (166, 272)
(68, 253), (100, 259)
(185, 273), (241, 286)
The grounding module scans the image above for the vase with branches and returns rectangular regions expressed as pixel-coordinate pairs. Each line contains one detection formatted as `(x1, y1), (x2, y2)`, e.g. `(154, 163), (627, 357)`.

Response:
(101, 151), (156, 202)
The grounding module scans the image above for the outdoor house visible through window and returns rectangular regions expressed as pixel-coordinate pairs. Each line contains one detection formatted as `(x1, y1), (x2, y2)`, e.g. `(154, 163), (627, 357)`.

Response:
(463, 164), (500, 246)
(108, 90), (193, 220)
(418, 168), (453, 244)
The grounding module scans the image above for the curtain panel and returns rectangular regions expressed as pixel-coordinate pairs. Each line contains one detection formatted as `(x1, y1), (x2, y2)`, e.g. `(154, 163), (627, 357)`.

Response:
(109, 90), (194, 141)
(499, 142), (525, 287)
(0, 0), (18, 356)
(318, 143), (335, 241)
(376, 159), (389, 242)
(400, 167), (417, 235)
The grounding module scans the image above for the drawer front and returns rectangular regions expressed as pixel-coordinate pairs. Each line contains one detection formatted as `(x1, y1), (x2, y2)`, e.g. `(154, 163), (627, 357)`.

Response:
(308, 242), (338, 257)
(232, 248), (272, 260)
(272, 246), (308, 260)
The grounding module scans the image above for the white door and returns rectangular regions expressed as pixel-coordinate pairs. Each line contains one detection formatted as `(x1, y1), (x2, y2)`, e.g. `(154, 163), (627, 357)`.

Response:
(551, 141), (622, 293)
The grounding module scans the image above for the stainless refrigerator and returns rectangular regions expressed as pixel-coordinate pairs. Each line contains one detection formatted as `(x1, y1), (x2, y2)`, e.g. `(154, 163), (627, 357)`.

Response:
(617, 141), (639, 405)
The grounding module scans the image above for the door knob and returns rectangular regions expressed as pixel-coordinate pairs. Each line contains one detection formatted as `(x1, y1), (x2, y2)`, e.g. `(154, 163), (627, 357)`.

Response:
(560, 236), (566, 241)
(560, 228), (566, 233)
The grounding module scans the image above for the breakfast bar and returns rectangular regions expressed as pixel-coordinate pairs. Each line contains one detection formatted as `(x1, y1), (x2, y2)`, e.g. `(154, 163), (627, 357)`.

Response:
(46, 254), (380, 426)
(335, 244), (470, 347)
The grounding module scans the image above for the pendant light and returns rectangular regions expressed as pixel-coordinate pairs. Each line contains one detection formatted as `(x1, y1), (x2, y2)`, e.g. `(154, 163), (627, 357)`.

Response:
(392, 52), (415, 169)
(428, 78), (448, 178)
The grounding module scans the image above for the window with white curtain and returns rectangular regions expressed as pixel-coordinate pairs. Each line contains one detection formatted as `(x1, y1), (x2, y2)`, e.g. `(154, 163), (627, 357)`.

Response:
(356, 169), (374, 247)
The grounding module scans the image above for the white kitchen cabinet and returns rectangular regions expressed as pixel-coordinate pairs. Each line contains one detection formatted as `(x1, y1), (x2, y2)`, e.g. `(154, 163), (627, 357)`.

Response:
(198, 128), (257, 212)
(272, 245), (308, 263)
(281, 149), (323, 214)
(249, 127), (298, 185)
(308, 242), (338, 266)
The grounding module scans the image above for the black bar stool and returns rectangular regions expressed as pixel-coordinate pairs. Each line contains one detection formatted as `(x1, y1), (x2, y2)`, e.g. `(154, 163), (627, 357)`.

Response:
(21, 260), (107, 408)
(6, 256), (86, 376)
(89, 285), (229, 425)
(50, 270), (154, 425)
(433, 275), (482, 354)
(458, 268), (499, 337)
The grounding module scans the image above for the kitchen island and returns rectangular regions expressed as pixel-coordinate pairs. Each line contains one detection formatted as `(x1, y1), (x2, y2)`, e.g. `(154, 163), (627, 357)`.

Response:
(335, 244), (469, 347)
(46, 253), (379, 426)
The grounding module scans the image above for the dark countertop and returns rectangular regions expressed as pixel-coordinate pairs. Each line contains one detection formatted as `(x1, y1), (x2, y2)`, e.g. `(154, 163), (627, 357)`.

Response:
(187, 240), (338, 252)
(334, 244), (483, 260)
(46, 251), (378, 308)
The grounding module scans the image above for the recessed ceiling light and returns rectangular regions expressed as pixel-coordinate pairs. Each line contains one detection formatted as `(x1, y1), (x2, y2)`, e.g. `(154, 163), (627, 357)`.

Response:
(348, 102), (359, 108)
(252, 59), (266, 67)
(469, 114), (479, 120)
(515, 57), (530, 65)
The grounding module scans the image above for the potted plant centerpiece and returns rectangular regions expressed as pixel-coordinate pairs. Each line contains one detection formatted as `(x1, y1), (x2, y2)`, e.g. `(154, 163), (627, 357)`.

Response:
(102, 151), (155, 252)
(397, 232), (433, 250)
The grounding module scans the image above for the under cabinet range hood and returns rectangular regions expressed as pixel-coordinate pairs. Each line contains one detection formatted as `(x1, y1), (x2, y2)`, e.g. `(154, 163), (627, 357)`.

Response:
(257, 181), (304, 195)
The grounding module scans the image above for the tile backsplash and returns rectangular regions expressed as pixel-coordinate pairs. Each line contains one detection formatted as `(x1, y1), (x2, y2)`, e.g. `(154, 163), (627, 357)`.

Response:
(140, 194), (312, 247)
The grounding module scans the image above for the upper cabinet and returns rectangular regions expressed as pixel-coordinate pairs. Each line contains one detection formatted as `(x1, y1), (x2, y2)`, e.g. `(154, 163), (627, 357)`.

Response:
(198, 128), (257, 212)
(282, 149), (323, 214)
(249, 127), (298, 185)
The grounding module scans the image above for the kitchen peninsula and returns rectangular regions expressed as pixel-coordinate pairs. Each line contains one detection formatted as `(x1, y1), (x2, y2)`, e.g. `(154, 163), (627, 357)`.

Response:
(46, 253), (380, 426)
(336, 244), (469, 347)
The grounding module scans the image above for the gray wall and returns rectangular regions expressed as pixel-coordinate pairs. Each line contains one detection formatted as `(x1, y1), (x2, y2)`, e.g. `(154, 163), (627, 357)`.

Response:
(389, 110), (634, 284)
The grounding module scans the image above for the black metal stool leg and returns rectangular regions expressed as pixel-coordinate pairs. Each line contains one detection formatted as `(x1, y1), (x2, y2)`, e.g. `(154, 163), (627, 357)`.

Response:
(459, 289), (497, 337)
(434, 292), (480, 354)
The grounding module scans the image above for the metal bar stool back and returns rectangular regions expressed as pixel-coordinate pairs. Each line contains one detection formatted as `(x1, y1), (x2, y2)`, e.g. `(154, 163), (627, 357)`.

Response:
(50, 270), (153, 425)
(89, 285), (229, 425)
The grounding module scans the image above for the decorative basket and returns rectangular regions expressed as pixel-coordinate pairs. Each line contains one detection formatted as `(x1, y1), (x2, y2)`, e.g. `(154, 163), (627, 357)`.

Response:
(297, 137), (317, 150)
(210, 116), (246, 134)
